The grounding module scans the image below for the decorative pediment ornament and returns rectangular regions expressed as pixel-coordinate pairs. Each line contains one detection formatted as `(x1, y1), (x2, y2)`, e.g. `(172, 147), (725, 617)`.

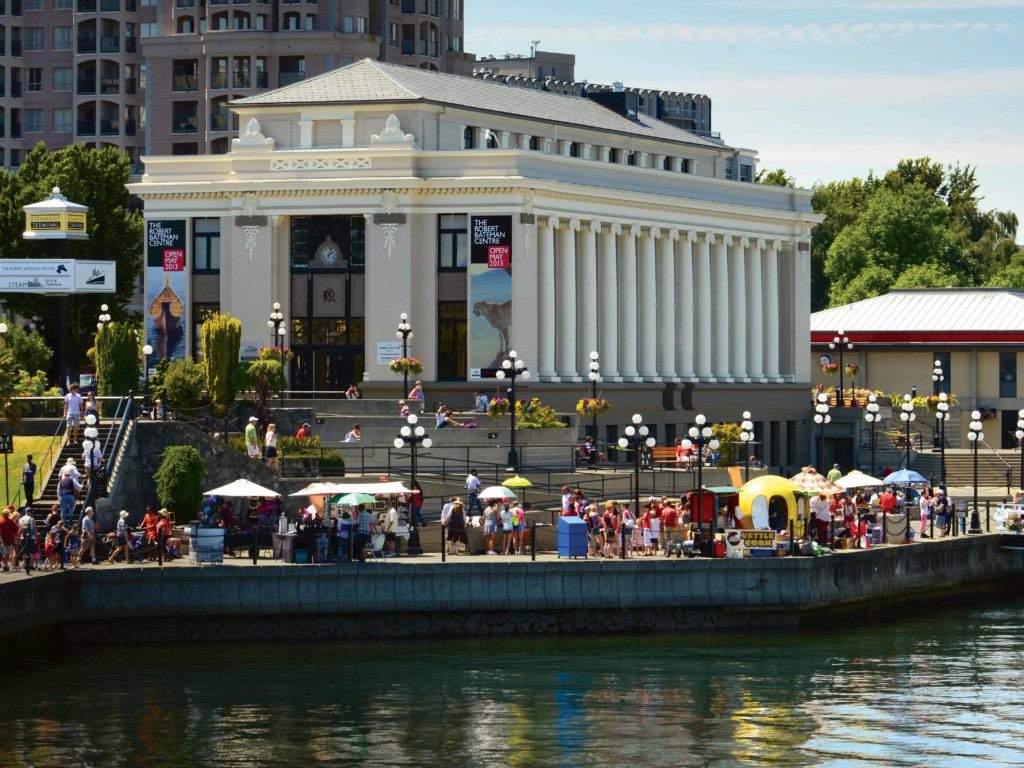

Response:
(232, 118), (274, 151)
(370, 114), (416, 147)
(380, 189), (399, 214)
(241, 225), (260, 263)
(241, 192), (259, 217)
(381, 223), (400, 260)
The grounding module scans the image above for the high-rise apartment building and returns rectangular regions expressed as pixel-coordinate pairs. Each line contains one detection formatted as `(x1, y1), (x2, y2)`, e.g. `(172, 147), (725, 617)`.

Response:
(0, 0), (470, 167)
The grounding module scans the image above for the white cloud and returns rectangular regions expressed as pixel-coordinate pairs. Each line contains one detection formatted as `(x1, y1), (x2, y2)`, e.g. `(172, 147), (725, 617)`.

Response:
(468, 19), (1014, 48)
(712, 0), (1024, 9)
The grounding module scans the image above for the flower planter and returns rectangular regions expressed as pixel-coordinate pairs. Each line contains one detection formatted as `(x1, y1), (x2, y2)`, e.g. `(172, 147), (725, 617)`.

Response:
(185, 525), (225, 564)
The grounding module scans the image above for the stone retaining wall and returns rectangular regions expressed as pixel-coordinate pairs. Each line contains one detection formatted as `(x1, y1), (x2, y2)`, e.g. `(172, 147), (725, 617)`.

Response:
(3, 535), (1022, 644)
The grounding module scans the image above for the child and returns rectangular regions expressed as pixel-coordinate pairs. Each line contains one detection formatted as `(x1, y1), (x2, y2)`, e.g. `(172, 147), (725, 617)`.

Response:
(65, 524), (81, 567)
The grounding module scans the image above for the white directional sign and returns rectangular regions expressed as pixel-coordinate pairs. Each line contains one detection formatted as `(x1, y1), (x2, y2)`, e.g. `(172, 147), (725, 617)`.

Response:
(0, 259), (116, 294)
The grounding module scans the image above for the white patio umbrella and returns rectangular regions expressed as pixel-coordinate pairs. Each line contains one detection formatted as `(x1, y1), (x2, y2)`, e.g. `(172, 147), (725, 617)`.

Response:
(203, 479), (280, 498)
(478, 485), (517, 501)
(835, 470), (885, 490)
(288, 482), (344, 497)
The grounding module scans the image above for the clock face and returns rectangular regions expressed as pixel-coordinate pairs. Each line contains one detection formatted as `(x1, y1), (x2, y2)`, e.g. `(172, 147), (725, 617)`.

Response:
(319, 246), (339, 266)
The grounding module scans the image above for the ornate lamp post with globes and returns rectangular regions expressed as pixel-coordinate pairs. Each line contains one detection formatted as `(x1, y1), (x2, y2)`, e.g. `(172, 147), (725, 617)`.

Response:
(739, 411), (754, 482)
(394, 413), (432, 555)
(617, 413), (657, 558)
(967, 410), (984, 534)
(142, 343), (153, 411)
(899, 393), (916, 471)
(1016, 409), (1024, 492)
(396, 313), (413, 397)
(686, 414), (720, 555)
(864, 394), (881, 477)
(813, 392), (831, 472)
(495, 350), (529, 471)
(267, 301), (286, 404)
(935, 392), (950, 493)
(828, 331), (853, 406)
(586, 350), (601, 439)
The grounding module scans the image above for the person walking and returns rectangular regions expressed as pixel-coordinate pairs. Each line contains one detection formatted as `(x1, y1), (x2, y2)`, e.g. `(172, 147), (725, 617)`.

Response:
(0, 507), (18, 572)
(57, 471), (81, 528)
(107, 510), (131, 564)
(80, 507), (97, 565)
(244, 417), (261, 459)
(446, 499), (466, 556)
(22, 455), (37, 508)
(63, 383), (84, 446)
(483, 500), (499, 555)
(264, 423), (279, 471)
(407, 381), (425, 412)
(811, 492), (832, 545)
(19, 511), (37, 574)
(934, 489), (950, 537)
(465, 469), (483, 515)
(918, 487), (934, 539)
(826, 463), (843, 484)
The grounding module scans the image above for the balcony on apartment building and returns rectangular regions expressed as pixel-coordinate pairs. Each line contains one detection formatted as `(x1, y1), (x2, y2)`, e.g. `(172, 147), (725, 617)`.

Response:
(173, 75), (199, 91)
(172, 111), (198, 133)
(100, 119), (119, 136)
(77, 119), (96, 135)
(100, 36), (120, 53)
(175, 0), (196, 7)
(11, 80), (21, 97)
(124, 119), (136, 136)
(123, 77), (137, 94)
(0, 121), (5, 138)
(10, 40), (21, 56)
(233, 72), (250, 88)
(12, 121), (21, 139)
(100, 77), (120, 94)
(78, 77), (96, 95)
(78, 36), (97, 54)
(100, 0), (121, 10)
(256, 70), (268, 88)
(210, 72), (228, 89)
(210, 113), (229, 131)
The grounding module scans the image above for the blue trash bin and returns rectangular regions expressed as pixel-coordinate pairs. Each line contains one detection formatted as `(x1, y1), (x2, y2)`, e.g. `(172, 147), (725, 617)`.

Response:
(557, 516), (588, 559)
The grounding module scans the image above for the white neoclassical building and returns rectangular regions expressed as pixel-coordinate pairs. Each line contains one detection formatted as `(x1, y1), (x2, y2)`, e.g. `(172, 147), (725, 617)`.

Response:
(131, 59), (820, 467)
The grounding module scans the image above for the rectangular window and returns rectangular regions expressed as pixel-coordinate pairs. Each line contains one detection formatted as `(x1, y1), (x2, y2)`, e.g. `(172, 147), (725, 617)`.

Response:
(56, 0), (74, 7)
(24, 27), (43, 51)
(343, 15), (354, 32)
(934, 351), (951, 396)
(25, 108), (42, 132)
(52, 107), (72, 133)
(26, 67), (42, 92)
(289, 215), (365, 272)
(786, 420), (796, 466)
(1000, 351), (1017, 398)
(192, 217), (221, 273)
(437, 301), (467, 381)
(53, 26), (72, 50)
(438, 214), (468, 271)
(24, 0), (42, 10)
(739, 164), (753, 183)
(140, 22), (156, 37)
(172, 142), (199, 155)
(389, 22), (399, 46)
(191, 303), (220, 360)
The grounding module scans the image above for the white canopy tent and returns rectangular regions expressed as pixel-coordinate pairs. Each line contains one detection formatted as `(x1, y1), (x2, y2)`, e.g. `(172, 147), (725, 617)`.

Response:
(835, 470), (885, 490)
(204, 479), (280, 498)
(288, 481), (413, 497)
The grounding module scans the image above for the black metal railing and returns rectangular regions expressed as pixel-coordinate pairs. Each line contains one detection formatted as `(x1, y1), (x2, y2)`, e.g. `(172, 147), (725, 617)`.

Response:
(77, 78), (97, 95)
(77, 36), (96, 53)
(84, 392), (135, 512)
(77, 119), (96, 135)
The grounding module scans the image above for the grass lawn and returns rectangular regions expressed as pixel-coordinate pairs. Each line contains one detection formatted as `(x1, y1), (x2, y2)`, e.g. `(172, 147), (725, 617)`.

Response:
(1, 435), (55, 508)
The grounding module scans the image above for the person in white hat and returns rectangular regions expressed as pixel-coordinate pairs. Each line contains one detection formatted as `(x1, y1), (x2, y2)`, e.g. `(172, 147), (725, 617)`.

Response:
(59, 458), (81, 481)
(244, 416), (261, 459)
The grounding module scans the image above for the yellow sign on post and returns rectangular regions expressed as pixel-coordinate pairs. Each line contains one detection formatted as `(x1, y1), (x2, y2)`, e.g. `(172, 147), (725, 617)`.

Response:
(25, 211), (88, 237)
(22, 187), (89, 241)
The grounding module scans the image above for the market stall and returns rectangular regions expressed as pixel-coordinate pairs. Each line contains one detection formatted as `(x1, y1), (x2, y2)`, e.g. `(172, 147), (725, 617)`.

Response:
(193, 479), (281, 564)
(737, 476), (800, 531)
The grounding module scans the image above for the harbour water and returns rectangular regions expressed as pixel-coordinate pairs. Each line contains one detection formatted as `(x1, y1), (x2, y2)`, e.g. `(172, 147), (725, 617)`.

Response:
(4, 598), (1024, 767)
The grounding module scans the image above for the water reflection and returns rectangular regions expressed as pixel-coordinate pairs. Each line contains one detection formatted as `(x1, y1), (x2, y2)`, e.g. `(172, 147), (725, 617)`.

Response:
(3, 601), (1024, 767)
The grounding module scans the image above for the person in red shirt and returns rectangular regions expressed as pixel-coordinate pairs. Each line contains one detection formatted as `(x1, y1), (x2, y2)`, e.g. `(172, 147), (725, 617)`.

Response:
(661, 502), (679, 548)
(295, 422), (312, 440)
(141, 507), (160, 544)
(0, 508), (19, 572)
(879, 489), (897, 514)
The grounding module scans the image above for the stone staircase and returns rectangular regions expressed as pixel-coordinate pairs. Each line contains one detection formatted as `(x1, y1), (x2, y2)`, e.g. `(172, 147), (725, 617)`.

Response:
(915, 447), (1019, 489)
(27, 420), (117, 522)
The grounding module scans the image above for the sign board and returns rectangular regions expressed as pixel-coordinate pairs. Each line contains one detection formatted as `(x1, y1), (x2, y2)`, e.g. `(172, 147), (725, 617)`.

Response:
(738, 529), (777, 549)
(0, 259), (116, 294)
(468, 215), (513, 380)
(376, 340), (403, 366)
(145, 220), (188, 363)
(24, 210), (87, 238)
(0, 433), (11, 454)
(74, 260), (117, 292)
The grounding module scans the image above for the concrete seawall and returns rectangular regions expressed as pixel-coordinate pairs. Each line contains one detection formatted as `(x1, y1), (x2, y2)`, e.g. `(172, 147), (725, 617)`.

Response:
(3, 535), (1022, 643)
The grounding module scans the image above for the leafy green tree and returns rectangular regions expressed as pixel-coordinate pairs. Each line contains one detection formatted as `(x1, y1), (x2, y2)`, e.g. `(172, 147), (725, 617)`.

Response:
(161, 358), (206, 411)
(95, 321), (142, 397)
(891, 263), (961, 290)
(986, 254), (1024, 289)
(1, 325), (52, 375)
(0, 143), (143, 371)
(201, 314), (241, 412)
(810, 178), (875, 310)
(755, 168), (795, 188)
(247, 359), (284, 423)
(154, 445), (205, 523)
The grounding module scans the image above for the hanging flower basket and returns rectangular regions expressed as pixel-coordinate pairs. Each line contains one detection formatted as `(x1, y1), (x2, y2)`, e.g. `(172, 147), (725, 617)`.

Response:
(844, 362), (860, 376)
(821, 362), (839, 375)
(576, 397), (612, 417)
(388, 356), (423, 375)
(979, 407), (998, 421)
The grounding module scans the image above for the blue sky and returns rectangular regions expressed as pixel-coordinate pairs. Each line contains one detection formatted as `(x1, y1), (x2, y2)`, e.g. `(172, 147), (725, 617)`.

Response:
(466, 0), (1023, 224)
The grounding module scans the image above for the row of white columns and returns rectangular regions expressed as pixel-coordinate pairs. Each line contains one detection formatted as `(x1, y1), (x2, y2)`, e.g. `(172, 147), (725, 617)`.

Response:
(536, 216), (785, 383)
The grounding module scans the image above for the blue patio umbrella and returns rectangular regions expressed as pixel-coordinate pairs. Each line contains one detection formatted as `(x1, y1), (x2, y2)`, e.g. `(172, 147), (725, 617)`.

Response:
(883, 469), (928, 485)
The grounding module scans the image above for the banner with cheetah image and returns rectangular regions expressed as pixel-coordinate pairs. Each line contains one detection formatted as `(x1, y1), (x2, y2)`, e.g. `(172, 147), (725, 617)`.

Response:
(468, 215), (513, 379)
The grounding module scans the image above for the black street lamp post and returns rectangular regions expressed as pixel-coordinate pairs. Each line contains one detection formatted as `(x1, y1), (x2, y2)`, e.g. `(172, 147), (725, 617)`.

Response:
(932, 359), (945, 449)
(829, 331), (853, 406)
(686, 414), (720, 556)
(739, 411), (753, 482)
(1015, 409), (1024, 492)
(495, 350), (529, 471)
(396, 313), (413, 398)
(899, 393), (916, 471)
(142, 343), (153, 411)
(936, 392), (950, 494)
(587, 350), (601, 440)
(393, 413), (432, 555)
(813, 392), (831, 472)
(967, 410), (984, 534)
(864, 394), (881, 477)
(267, 302), (286, 405)
(618, 413), (657, 559)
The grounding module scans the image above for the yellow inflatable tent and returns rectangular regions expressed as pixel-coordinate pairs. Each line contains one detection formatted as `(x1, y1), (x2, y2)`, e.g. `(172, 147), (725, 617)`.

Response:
(737, 475), (801, 530)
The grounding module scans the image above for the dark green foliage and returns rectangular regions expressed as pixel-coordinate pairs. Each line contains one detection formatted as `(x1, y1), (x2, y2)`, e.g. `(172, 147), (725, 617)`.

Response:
(161, 358), (206, 411)
(200, 314), (241, 411)
(95, 321), (141, 397)
(154, 445), (205, 523)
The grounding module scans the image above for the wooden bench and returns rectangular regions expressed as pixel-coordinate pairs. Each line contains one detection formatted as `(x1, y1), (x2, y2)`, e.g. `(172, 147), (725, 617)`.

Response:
(653, 447), (680, 464)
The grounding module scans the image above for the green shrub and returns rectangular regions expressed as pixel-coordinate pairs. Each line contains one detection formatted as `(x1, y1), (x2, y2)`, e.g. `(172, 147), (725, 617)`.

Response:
(711, 422), (742, 466)
(516, 397), (568, 429)
(154, 445), (205, 523)
(2, 325), (53, 375)
(162, 358), (206, 411)
(200, 314), (241, 413)
(247, 359), (284, 423)
(95, 321), (142, 397)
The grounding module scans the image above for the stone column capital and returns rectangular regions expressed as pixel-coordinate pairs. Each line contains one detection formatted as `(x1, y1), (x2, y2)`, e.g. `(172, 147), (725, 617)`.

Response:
(649, 227), (663, 240)
(627, 224), (641, 238)
(739, 236), (751, 248)
(567, 217), (581, 232)
(685, 230), (699, 243)
(756, 238), (768, 249)
(586, 220), (602, 234)
(543, 216), (560, 229)
(668, 229), (681, 242)
(609, 222), (622, 236)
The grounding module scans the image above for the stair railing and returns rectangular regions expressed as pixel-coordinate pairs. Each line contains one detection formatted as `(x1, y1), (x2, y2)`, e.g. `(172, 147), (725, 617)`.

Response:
(12, 408), (69, 511)
(83, 392), (135, 511)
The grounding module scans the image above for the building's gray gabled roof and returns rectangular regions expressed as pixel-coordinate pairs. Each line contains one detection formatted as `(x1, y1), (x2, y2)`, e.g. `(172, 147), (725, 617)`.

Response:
(811, 288), (1024, 333)
(231, 59), (725, 150)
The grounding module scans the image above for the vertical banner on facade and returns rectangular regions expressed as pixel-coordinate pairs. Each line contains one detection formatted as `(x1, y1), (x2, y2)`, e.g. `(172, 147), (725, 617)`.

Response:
(145, 220), (188, 363)
(468, 215), (513, 379)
